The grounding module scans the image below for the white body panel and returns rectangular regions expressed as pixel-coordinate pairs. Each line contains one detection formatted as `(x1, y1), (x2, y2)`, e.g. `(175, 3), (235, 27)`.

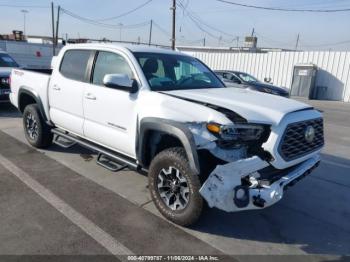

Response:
(48, 71), (86, 136)
(10, 69), (51, 121)
(163, 88), (312, 126)
(83, 83), (138, 157)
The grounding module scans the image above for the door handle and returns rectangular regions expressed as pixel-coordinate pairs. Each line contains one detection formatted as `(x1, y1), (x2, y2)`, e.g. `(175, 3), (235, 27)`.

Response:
(85, 93), (97, 100)
(53, 85), (61, 91)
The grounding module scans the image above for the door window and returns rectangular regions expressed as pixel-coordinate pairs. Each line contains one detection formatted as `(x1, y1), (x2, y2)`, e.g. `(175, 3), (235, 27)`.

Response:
(230, 74), (242, 83)
(92, 52), (133, 86)
(60, 50), (91, 82)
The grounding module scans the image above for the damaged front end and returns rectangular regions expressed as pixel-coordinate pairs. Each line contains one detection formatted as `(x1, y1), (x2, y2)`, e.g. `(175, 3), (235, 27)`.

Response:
(200, 155), (320, 212)
(187, 122), (321, 212)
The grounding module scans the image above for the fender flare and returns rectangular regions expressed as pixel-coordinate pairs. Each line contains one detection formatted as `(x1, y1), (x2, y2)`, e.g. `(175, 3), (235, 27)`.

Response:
(137, 117), (200, 175)
(18, 88), (51, 125)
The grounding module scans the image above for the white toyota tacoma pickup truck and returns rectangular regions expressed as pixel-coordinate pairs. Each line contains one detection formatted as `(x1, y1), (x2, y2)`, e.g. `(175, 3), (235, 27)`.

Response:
(10, 44), (324, 226)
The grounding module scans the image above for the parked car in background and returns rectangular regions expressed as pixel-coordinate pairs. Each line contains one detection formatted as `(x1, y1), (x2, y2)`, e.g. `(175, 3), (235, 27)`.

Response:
(215, 70), (290, 98)
(0, 51), (19, 103)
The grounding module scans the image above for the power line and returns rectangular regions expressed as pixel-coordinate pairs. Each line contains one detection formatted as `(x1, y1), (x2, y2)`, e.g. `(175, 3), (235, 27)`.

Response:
(94, 0), (153, 21)
(300, 39), (350, 48)
(61, 8), (150, 29)
(215, 0), (350, 12)
(177, 0), (244, 45)
(153, 22), (171, 37)
(272, 0), (350, 9)
(0, 4), (49, 8)
(177, 0), (235, 41)
(177, 2), (244, 47)
(178, 0), (234, 37)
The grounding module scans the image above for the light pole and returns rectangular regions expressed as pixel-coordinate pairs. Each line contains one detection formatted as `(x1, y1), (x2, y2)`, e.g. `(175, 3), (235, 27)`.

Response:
(21, 10), (29, 36)
(118, 23), (123, 41)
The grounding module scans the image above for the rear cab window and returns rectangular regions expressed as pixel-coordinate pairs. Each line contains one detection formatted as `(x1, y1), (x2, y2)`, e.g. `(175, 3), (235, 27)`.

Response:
(59, 50), (92, 82)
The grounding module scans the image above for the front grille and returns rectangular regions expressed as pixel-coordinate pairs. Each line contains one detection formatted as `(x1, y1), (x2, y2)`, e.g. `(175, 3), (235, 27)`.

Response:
(279, 118), (324, 161)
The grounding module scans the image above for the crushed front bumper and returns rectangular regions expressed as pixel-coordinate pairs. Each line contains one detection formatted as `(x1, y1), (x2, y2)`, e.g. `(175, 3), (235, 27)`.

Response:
(200, 154), (321, 212)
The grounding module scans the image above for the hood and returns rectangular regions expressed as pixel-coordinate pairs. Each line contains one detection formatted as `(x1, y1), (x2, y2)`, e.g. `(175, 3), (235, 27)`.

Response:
(163, 88), (312, 126)
(0, 67), (12, 77)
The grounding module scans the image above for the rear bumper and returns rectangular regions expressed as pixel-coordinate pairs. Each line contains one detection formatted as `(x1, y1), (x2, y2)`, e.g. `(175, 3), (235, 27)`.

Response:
(200, 154), (321, 212)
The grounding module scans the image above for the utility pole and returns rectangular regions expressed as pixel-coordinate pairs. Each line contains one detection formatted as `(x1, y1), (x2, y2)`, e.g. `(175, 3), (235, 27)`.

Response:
(171, 0), (176, 50)
(218, 36), (222, 46)
(295, 33), (300, 51)
(55, 6), (61, 46)
(21, 10), (29, 37)
(251, 28), (255, 37)
(148, 19), (153, 46)
(203, 37), (206, 47)
(118, 23), (123, 41)
(51, 2), (56, 55)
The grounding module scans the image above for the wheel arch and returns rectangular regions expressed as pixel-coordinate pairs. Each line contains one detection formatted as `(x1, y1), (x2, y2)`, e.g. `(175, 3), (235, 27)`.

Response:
(137, 118), (200, 175)
(18, 88), (51, 125)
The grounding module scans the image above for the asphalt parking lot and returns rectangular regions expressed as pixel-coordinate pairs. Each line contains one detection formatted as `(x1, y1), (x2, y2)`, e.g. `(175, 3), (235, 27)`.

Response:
(0, 98), (349, 260)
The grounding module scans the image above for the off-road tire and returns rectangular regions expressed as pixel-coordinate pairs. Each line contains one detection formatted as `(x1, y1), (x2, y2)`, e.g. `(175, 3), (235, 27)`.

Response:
(23, 104), (53, 148)
(148, 147), (204, 226)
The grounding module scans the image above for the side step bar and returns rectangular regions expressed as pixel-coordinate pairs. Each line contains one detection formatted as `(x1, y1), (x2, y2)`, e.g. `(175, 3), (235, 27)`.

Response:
(97, 153), (128, 172)
(51, 129), (143, 172)
(53, 135), (77, 149)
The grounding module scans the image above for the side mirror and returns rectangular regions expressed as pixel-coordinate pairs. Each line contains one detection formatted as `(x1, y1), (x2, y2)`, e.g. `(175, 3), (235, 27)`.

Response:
(264, 77), (272, 83)
(103, 74), (138, 93)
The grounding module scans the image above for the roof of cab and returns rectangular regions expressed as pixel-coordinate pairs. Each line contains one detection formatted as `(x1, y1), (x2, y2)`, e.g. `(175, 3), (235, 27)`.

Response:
(65, 43), (184, 56)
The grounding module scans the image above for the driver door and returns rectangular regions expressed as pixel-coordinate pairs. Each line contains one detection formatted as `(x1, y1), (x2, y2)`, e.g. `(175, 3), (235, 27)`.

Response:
(83, 51), (138, 157)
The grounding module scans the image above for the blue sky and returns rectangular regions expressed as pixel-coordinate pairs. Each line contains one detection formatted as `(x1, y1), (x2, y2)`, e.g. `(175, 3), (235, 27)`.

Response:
(1, 0), (350, 50)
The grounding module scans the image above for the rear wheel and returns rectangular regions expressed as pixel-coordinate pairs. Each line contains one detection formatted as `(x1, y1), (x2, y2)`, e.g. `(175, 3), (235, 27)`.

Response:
(23, 104), (53, 148)
(148, 147), (204, 226)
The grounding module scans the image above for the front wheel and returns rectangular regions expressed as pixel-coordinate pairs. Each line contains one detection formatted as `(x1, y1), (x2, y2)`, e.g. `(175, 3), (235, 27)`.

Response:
(23, 104), (53, 149)
(148, 147), (204, 226)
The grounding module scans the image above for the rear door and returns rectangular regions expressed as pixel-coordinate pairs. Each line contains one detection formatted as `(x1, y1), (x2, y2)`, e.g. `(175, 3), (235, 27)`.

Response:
(83, 50), (138, 157)
(49, 49), (94, 136)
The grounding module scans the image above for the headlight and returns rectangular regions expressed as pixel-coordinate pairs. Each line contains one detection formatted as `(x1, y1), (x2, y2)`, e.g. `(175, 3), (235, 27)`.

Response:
(207, 123), (264, 141)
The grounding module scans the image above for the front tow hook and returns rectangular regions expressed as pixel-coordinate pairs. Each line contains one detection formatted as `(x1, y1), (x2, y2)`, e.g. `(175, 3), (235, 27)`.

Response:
(253, 195), (266, 208)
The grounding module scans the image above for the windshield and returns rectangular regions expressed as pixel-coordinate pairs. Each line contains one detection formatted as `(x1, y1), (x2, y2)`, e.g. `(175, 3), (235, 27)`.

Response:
(237, 73), (259, 83)
(0, 53), (19, 68)
(134, 52), (224, 91)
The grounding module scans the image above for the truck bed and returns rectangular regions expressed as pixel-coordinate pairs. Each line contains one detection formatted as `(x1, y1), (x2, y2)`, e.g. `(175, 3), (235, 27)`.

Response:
(10, 68), (51, 113)
(23, 68), (53, 75)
